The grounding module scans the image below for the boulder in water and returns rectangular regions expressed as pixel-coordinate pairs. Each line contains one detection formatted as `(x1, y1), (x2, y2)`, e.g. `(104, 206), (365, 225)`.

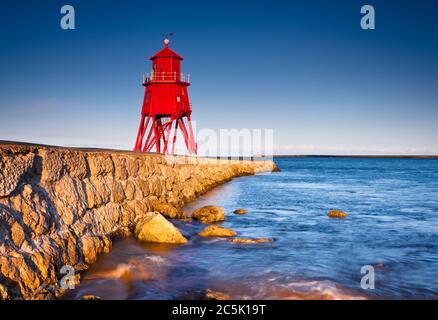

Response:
(233, 208), (247, 215)
(192, 206), (225, 223)
(198, 225), (237, 237)
(327, 210), (348, 218)
(134, 212), (187, 244)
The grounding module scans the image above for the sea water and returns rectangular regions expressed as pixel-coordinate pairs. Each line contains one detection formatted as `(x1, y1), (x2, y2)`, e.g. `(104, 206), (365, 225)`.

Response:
(66, 157), (438, 300)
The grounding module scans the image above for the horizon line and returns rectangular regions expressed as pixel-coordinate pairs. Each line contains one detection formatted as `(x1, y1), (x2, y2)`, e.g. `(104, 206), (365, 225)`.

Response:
(1, 140), (438, 159)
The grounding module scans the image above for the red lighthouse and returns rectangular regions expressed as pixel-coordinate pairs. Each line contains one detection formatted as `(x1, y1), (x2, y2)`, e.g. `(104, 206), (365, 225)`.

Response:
(134, 38), (197, 155)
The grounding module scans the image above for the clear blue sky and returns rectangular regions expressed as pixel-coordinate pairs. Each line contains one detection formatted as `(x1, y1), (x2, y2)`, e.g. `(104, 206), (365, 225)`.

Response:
(1, 0), (437, 155)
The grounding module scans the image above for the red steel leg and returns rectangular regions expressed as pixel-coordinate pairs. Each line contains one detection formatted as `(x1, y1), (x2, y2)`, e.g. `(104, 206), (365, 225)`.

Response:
(171, 121), (178, 155)
(138, 115), (151, 150)
(178, 118), (193, 154)
(186, 115), (197, 154)
(134, 114), (146, 151)
(135, 113), (197, 155)
(162, 119), (173, 154)
(143, 117), (155, 152)
(153, 118), (160, 153)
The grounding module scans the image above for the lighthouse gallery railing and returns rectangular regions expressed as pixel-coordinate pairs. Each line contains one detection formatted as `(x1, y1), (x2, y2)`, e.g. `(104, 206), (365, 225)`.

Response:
(143, 72), (190, 83)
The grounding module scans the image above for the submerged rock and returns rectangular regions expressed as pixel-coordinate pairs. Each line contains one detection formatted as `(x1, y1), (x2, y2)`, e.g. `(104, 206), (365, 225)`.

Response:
(79, 295), (102, 300)
(229, 237), (273, 244)
(134, 212), (187, 244)
(233, 208), (247, 215)
(327, 210), (348, 218)
(198, 225), (237, 237)
(192, 206), (225, 223)
(203, 289), (231, 300)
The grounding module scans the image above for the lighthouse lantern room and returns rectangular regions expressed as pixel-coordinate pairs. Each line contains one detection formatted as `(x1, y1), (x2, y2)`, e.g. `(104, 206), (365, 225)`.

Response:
(134, 38), (197, 154)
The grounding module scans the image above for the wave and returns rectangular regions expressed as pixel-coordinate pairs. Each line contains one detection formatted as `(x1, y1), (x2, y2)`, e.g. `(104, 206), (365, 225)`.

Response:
(213, 275), (368, 300)
(84, 255), (168, 282)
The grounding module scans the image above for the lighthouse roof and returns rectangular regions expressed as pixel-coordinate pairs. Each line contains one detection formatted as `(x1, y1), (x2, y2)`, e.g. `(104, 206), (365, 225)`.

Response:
(150, 45), (184, 60)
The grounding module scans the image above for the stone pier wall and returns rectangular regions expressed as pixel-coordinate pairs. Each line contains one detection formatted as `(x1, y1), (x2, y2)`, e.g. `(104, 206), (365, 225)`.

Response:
(0, 142), (277, 299)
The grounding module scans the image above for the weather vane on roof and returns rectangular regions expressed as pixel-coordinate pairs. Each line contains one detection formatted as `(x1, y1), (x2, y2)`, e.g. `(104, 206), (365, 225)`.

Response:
(162, 32), (174, 38)
(162, 32), (174, 46)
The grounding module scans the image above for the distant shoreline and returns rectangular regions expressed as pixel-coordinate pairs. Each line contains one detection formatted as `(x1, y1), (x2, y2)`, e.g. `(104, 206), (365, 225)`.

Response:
(273, 155), (438, 159)
(1, 140), (437, 159)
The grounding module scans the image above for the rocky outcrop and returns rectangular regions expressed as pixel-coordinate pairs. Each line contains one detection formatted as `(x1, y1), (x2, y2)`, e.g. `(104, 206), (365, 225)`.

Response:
(134, 212), (187, 244)
(197, 225), (237, 237)
(0, 142), (277, 299)
(191, 206), (225, 223)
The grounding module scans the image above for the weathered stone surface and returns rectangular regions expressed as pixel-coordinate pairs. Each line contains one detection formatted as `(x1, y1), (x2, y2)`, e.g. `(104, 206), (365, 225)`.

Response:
(123, 180), (136, 200)
(198, 225), (237, 237)
(0, 142), (278, 300)
(125, 157), (139, 177)
(113, 157), (129, 181)
(0, 152), (34, 197)
(63, 151), (88, 179)
(150, 197), (187, 219)
(192, 206), (225, 223)
(88, 154), (114, 177)
(41, 150), (64, 182)
(110, 181), (125, 204)
(229, 237), (274, 244)
(10, 222), (25, 247)
(327, 210), (348, 218)
(137, 179), (150, 198)
(85, 178), (111, 209)
(81, 235), (112, 264)
(0, 283), (8, 299)
(134, 212), (187, 244)
(233, 208), (247, 215)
